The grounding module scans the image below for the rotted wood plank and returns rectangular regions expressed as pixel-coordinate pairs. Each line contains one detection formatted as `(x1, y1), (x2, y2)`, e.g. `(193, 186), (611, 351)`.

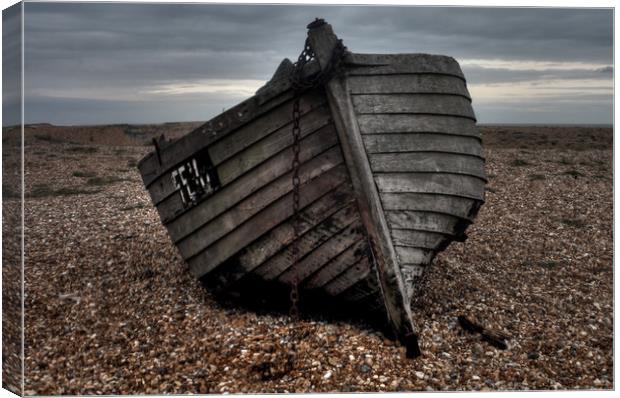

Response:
(177, 146), (344, 258)
(139, 89), (294, 186)
(390, 229), (447, 249)
(338, 271), (382, 303)
(363, 133), (483, 157)
(303, 238), (368, 289)
(348, 74), (470, 99)
(161, 123), (339, 229)
(344, 53), (465, 80)
(210, 183), (357, 289)
(324, 257), (372, 297)
(209, 95), (328, 166)
(147, 105), (332, 205)
(187, 164), (349, 277)
(370, 152), (486, 180)
(352, 94), (476, 120)
(154, 194), (184, 225)
(375, 173), (486, 200)
(254, 204), (360, 281)
(381, 192), (481, 220)
(217, 112), (333, 187)
(357, 114), (479, 137)
(386, 210), (468, 234)
(278, 219), (365, 285)
(394, 246), (434, 265)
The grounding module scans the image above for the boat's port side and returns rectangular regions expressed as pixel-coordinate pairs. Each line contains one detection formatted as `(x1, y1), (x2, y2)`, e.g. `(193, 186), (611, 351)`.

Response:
(346, 55), (486, 302)
(143, 91), (329, 223)
(141, 84), (389, 318)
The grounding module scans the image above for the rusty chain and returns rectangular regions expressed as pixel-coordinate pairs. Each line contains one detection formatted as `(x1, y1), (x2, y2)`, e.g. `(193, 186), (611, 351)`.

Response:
(287, 20), (346, 320)
(289, 97), (302, 320)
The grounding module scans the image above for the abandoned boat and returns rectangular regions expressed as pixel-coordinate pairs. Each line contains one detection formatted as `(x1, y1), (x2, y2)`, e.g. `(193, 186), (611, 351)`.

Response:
(138, 19), (485, 357)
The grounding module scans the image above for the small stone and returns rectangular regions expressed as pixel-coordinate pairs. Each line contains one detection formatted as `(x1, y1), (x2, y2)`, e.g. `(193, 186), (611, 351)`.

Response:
(323, 371), (332, 380)
(359, 364), (372, 374)
(472, 375), (481, 381)
(485, 351), (494, 357)
(415, 371), (425, 379)
(528, 352), (540, 360)
(379, 375), (388, 383)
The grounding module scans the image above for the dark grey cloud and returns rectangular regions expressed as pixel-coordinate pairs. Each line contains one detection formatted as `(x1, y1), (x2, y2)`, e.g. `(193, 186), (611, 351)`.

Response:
(18, 3), (614, 125)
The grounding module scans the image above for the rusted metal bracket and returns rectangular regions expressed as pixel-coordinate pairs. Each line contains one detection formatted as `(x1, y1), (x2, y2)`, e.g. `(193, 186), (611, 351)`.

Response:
(152, 136), (163, 166)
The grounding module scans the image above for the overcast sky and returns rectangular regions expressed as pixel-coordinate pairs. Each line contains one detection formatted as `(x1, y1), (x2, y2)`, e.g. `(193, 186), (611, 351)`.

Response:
(3, 3), (614, 126)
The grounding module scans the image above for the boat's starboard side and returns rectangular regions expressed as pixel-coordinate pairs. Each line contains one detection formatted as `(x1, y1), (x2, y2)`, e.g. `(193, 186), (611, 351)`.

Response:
(343, 52), (486, 302)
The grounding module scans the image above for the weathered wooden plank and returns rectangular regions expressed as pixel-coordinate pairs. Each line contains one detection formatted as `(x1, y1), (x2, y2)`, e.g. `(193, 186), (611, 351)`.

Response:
(155, 193), (185, 224)
(338, 272), (382, 303)
(381, 192), (481, 219)
(187, 164), (349, 277)
(303, 238), (367, 289)
(352, 94), (475, 120)
(210, 183), (357, 288)
(209, 96), (328, 166)
(324, 257), (372, 297)
(390, 229), (447, 249)
(162, 124), (339, 231)
(357, 114), (479, 137)
(401, 263), (425, 276)
(147, 106), (333, 205)
(309, 21), (419, 344)
(139, 60), (328, 185)
(254, 205), (360, 281)
(386, 210), (467, 234)
(278, 219), (365, 285)
(394, 246), (434, 265)
(400, 264), (426, 300)
(344, 53), (465, 80)
(348, 74), (470, 99)
(375, 173), (486, 200)
(139, 89), (295, 185)
(217, 111), (333, 187)
(370, 152), (486, 180)
(363, 133), (483, 157)
(177, 146), (344, 257)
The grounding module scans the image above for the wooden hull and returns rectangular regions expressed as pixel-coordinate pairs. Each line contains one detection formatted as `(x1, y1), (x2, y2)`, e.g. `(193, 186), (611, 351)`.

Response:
(138, 21), (485, 355)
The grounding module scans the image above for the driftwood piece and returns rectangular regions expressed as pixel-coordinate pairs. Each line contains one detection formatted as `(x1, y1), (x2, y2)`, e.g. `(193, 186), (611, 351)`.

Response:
(458, 315), (509, 350)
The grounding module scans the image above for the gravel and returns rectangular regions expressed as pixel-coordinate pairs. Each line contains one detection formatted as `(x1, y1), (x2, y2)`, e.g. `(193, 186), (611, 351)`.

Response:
(10, 126), (613, 393)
